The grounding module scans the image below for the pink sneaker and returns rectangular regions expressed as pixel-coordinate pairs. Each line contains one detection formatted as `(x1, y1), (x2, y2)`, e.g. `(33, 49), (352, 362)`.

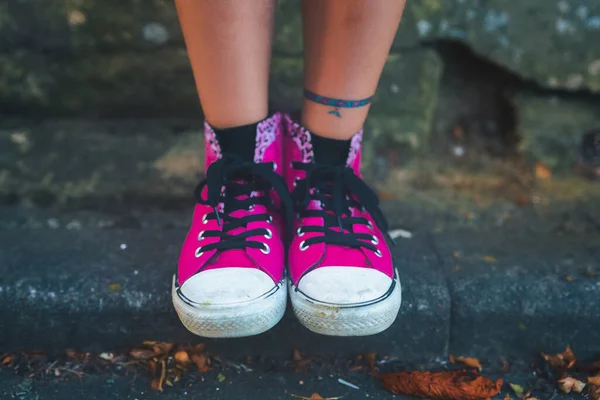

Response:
(283, 115), (401, 336)
(172, 113), (292, 338)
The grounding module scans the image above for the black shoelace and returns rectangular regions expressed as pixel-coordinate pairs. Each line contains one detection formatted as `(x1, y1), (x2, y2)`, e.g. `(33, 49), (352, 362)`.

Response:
(291, 162), (392, 252)
(193, 155), (293, 254)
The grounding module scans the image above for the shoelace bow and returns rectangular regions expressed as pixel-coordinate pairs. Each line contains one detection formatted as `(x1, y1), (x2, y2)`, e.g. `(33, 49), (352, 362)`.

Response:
(193, 155), (293, 253)
(291, 162), (393, 251)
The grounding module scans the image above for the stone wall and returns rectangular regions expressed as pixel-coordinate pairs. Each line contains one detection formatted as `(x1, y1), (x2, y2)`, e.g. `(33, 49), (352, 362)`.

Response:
(1, 0), (599, 174)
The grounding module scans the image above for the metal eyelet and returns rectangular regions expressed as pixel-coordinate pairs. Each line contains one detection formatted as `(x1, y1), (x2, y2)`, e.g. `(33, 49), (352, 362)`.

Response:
(264, 228), (273, 239)
(367, 220), (373, 230)
(248, 205), (255, 211)
(267, 215), (273, 224)
(371, 235), (379, 245)
(202, 215), (209, 224)
(197, 231), (205, 241)
(195, 247), (203, 257)
(296, 227), (305, 237)
(293, 179), (298, 187)
(299, 241), (308, 251)
(272, 162), (277, 171)
(375, 249), (383, 257)
(261, 243), (270, 254)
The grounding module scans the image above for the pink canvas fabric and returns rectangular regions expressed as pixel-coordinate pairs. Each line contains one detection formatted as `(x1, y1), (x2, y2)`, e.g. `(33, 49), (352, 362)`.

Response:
(177, 113), (285, 286)
(283, 115), (393, 286)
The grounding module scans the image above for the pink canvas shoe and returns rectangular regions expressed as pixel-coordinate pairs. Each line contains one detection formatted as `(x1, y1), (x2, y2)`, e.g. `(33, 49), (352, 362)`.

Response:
(283, 115), (401, 336)
(172, 113), (292, 338)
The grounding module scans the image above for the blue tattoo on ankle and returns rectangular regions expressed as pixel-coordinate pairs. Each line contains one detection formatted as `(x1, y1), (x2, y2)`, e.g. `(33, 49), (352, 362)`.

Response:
(303, 89), (373, 118)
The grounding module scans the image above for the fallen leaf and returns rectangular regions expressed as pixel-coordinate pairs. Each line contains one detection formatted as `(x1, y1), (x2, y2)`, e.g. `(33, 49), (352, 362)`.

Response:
(542, 345), (576, 370)
(152, 342), (174, 355)
(377, 191), (397, 200)
(559, 377), (586, 393)
(535, 163), (552, 180)
(481, 256), (497, 263)
(589, 383), (600, 400)
(514, 193), (530, 206)
(500, 358), (510, 373)
(65, 349), (78, 359)
(292, 348), (304, 361)
(290, 393), (342, 400)
(449, 355), (482, 371)
(380, 370), (502, 399)
(1, 356), (13, 365)
(191, 353), (210, 372)
(589, 376), (600, 386)
(292, 348), (312, 372)
(174, 351), (190, 364)
(366, 352), (377, 376)
(563, 275), (574, 282)
(509, 383), (530, 398)
(151, 360), (166, 392)
(452, 125), (464, 140)
(217, 373), (227, 383)
(504, 395), (510, 400)
(129, 349), (156, 360)
(108, 283), (121, 293)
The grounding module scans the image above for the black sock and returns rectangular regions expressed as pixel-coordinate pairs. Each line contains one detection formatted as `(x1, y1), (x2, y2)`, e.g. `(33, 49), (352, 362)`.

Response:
(310, 133), (351, 166)
(212, 121), (259, 162)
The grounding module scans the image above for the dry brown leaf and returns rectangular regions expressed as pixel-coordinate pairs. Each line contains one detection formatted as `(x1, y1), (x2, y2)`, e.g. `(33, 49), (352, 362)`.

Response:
(535, 163), (552, 180)
(481, 256), (497, 263)
(542, 345), (576, 370)
(500, 358), (510, 373)
(504, 395), (510, 400)
(589, 384), (600, 400)
(290, 393), (342, 400)
(380, 370), (502, 400)
(449, 355), (482, 371)
(366, 352), (377, 376)
(191, 353), (210, 373)
(152, 342), (175, 356)
(293, 348), (304, 361)
(1, 356), (13, 365)
(151, 360), (166, 392)
(377, 191), (398, 200)
(514, 193), (530, 206)
(558, 377), (586, 393)
(589, 376), (600, 386)
(129, 348), (156, 360)
(174, 351), (190, 364)
(292, 348), (312, 372)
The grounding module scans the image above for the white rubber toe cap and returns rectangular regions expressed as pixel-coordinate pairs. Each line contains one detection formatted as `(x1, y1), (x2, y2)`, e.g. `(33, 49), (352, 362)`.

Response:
(297, 266), (393, 304)
(181, 268), (275, 305)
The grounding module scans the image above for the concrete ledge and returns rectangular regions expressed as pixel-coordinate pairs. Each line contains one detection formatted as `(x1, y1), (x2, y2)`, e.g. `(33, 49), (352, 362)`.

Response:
(0, 219), (450, 360)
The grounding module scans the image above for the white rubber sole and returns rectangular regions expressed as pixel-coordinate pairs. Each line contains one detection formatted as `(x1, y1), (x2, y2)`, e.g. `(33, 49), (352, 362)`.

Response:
(289, 269), (401, 336)
(172, 275), (287, 338)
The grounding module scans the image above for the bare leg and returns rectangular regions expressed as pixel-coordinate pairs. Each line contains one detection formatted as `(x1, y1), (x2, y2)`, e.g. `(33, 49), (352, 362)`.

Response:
(301, 0), (406, 139)
(175, 0), (275, 129)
